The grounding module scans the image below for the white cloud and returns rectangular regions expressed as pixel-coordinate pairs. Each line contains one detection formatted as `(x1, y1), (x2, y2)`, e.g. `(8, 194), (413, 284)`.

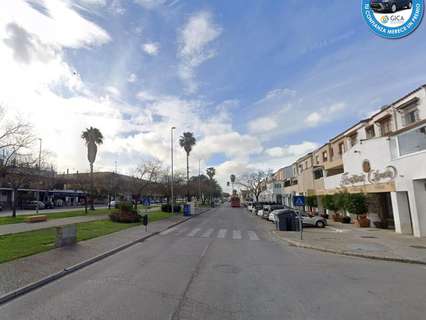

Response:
(128, 73), (137, 83)
(105, 86), (121, 97)
(265, 141), (319, 158)
(304, 102), (346, 127)
(143, 42), (159, 56)
(134, 0), (166, 9)
(178, 11), (222, 93)
(248, 117), (278, 134)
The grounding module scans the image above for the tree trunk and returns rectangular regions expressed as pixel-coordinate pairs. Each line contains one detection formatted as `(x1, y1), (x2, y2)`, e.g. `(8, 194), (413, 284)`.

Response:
(186, 153), (190, 202)
(90, 163), (95, 210)
(11, 188), (16, 218)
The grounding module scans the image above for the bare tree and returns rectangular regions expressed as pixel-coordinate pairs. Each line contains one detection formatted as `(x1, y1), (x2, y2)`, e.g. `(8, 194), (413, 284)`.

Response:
(132, 160), (163, 208)
(236, 170), (272, 202)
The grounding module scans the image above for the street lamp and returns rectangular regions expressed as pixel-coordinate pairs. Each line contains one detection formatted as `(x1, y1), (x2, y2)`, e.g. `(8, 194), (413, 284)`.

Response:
(170, 127), (176, 213)
(36, 138), (42, 214)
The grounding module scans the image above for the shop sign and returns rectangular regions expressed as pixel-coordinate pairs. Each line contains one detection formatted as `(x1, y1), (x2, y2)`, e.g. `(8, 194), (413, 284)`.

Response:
(341, 166), (397, 186)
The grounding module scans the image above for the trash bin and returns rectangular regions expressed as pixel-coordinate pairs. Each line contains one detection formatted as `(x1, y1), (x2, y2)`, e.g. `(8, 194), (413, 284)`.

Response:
(276, 211), (300, 231)
(183, 204), (191, 216)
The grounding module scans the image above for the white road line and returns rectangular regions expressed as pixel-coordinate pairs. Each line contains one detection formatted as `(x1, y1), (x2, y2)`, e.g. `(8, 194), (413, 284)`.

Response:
(247, 231), (259, 241)
(201, 228), (214, 238)
(232, 230), (242, 240)
(160, 227), (178, 235)
(175, 227), (188, 235)
(187, 228), (201, 237)
(217, 229), (227, 239)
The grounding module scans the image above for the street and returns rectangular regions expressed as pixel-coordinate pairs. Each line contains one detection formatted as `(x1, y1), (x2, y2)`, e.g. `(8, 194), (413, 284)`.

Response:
(1, 206), (425, 320)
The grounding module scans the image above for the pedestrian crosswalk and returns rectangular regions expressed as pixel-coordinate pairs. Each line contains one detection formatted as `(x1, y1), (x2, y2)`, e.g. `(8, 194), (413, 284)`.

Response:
(160, 226), (261, 241)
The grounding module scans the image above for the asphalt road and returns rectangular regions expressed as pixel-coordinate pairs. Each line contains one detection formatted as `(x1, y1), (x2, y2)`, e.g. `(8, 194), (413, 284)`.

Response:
(1, 206), (425, 319)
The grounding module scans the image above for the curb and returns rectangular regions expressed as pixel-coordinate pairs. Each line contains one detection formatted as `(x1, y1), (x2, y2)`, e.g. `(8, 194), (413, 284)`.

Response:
(272, 231), (426, 266)
(0, 208), (213, 306)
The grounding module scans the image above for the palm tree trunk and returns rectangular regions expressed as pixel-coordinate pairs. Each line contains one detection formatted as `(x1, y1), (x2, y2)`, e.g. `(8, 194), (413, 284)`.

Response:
(186, 153), (190, 202)
(90, 163), (95, 210)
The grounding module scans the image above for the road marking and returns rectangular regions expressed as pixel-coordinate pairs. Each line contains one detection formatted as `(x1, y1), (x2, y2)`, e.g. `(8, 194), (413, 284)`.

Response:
(160, 227), (178, 235)
(201, 228), (214, 238)
(187, 228), (201, 237)
(175, 227), (188, 235)
(232, 230), (242, 240)
(217, 229), (227, 239)
(247, 231), (259, 240)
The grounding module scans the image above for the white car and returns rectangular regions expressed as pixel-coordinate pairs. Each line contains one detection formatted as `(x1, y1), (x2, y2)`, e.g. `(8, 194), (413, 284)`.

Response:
(257, 209), (264, 217)
(109, 200), (121, 208)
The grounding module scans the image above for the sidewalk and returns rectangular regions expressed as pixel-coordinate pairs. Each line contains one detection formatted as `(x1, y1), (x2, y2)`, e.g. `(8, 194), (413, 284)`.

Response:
(0, 216), (188, 296)
(0, 215), (109, 236)
(273, 220), (426, 265)
(0, 208), (210, 297)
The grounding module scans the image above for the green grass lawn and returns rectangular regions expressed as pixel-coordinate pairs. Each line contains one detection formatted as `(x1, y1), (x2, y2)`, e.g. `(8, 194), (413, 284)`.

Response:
(0, 210), (179, 264)
(0, 208), (111, 226)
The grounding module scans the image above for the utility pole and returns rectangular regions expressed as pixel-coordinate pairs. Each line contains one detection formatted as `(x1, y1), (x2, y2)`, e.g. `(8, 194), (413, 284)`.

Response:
(171, 127), (176, 214)
(36, 138), (42, 214)
(198, 159), (201, 203)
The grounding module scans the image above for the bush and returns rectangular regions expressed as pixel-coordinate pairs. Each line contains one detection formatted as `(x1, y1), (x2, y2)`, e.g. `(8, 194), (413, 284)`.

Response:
(333, 192), (351, 214)
(322, 195), (337, 212)
(341, 216), (351, 224)
(109, 201), (140, 223)
(347, 193), (368, 217)
(306, 196), (318, 208)
(161, 204), (181, 213)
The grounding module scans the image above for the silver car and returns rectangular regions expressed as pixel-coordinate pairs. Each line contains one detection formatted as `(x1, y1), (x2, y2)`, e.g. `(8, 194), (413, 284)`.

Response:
(301, 213), (327, 228)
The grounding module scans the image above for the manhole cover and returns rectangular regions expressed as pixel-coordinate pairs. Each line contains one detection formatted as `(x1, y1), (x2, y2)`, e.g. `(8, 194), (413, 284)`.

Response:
(410, 245), (426, 250)
(360, 236), (377, 239)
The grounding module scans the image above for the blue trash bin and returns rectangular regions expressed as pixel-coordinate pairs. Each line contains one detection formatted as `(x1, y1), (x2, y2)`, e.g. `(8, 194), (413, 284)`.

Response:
(183, 204), (191, 216)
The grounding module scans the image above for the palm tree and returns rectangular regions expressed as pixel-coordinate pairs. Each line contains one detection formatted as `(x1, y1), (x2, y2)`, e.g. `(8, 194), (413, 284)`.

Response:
(206, 167), (216, 180)
(230, 174), (236, 194)
(179, 132), (196, 201)
(206, 167), (216, 204)
(81, 127), (104, 210)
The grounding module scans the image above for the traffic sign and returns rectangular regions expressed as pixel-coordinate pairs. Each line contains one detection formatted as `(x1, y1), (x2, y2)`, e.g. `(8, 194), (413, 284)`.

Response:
(293, 196), (305, 207)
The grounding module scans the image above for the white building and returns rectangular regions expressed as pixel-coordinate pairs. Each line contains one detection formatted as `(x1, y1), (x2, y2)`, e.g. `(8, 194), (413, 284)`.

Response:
(324, 85), (426, 237)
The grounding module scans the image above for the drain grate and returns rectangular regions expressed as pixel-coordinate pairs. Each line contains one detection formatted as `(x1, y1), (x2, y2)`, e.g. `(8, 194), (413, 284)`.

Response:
(360, 236), (377, 239)
(410, 245), (426, 250)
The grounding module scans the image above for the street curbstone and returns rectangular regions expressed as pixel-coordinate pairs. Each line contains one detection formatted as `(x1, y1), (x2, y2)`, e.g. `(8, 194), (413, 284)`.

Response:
(0, 208), (213, 306)
(272, 231), (426, 266)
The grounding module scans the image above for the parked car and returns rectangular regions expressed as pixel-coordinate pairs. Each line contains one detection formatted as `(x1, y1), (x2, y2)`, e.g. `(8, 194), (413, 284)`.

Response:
(22, 201), (45, 210)
(0, 203), (2, 211)
(370, 0), (412, 13)
(301, 213), (327, 228)
(262, 204), (285, 220)
(44, 201), (55, 209)
(109, 200), (121, 208)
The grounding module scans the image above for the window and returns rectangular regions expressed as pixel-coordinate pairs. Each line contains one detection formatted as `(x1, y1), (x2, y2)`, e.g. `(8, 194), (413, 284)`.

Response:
(398, 125), (426, 156)
(315, 155), (319, 164)
(298, 165), (303, 173)
(379, 118), (392, 136)
(305, 161), (308, 169)
(322, 151), (328, 162)
(330, 147), (334, 159)
(349, 134), (358, 147)
(403, 108), (419, 126)
(338, 142), (345, 155)
(365, 126), (375, 139)
(313, 169), (323, 180)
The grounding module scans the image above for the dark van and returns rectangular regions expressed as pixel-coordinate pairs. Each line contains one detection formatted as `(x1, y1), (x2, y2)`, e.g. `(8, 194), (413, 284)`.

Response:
(370, 0), (412, 13)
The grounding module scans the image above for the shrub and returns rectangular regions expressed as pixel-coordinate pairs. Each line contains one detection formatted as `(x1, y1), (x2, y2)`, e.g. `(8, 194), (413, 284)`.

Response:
(347, 193), (368, 217)
(322, 195), (337, 212)
(109, 201), (140, 223)
(341, 216), (351, 224)
(333, 191), (351, 214)
(306, 196), (318, 208)
(161, 204), (181, 213)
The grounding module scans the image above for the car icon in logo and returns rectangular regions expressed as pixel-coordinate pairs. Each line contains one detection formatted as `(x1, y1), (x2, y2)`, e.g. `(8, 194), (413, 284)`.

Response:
(370, 0), (413, 13)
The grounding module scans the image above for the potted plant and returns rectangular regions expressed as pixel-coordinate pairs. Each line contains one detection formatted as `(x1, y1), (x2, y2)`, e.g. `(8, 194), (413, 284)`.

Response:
(322, 195), (338, 221)
(347, 193), (370, 227)
(333, 191), (351, 221)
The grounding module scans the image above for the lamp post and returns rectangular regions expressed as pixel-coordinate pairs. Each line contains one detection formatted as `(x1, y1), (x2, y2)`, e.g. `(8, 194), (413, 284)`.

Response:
(171, 127), (176, 213)
(36, 138), (42, 214)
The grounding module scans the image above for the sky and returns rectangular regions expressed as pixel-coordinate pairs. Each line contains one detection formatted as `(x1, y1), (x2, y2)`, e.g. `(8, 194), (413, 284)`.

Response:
(1, 0), (426, 189)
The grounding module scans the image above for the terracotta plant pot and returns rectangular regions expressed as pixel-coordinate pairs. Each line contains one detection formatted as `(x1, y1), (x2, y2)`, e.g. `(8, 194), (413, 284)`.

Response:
(332, 214), (342, 222)
(356, 217), (370, 228)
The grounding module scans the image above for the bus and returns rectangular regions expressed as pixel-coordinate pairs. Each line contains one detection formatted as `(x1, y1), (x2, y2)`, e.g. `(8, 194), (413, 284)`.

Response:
(230, 196), (241, 208)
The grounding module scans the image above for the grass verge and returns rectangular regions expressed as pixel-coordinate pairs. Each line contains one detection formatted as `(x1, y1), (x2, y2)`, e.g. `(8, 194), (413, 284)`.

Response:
(0, 210), (178, 264)
(0, 208), (111, 226)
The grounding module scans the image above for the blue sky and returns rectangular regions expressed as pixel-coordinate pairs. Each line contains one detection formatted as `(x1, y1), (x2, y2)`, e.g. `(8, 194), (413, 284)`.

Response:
(1, 0), (426, 186)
